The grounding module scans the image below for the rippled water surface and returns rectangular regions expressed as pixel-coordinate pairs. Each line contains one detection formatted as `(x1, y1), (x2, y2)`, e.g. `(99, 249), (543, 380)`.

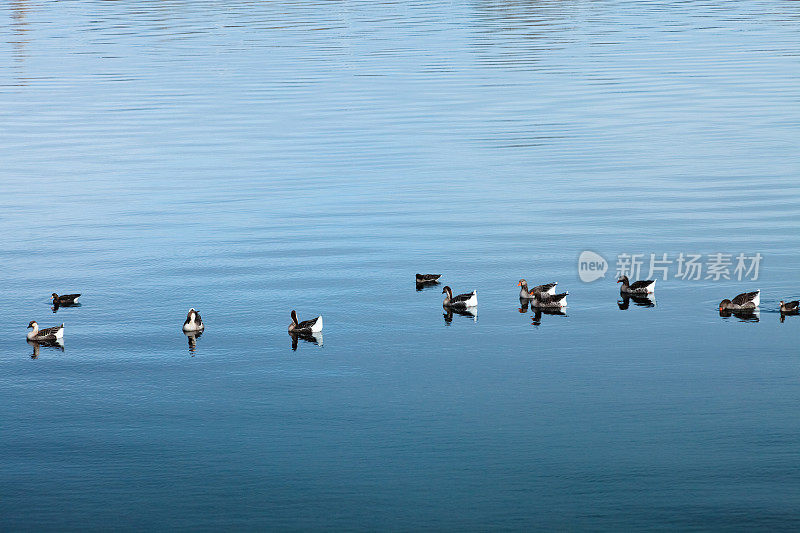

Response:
(2, 1), (799, 530)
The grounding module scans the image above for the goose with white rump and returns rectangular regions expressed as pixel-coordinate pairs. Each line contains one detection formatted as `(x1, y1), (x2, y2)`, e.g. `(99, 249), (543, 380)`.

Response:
(27, 321), (64, 342)
(416, 274), (442, 284)
(52, 293), (81, 306)
(617, 276), (656, 295)
(182, 308), (205, 332)
(288, 310), (323, 333)
(719, 290), (760, 311)
(518, 279), (557, 299)
(441, 286), (477, 308)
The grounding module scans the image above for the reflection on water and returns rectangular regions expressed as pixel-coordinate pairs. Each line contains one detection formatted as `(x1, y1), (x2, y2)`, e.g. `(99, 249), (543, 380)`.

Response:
(415, 280), (441, 292)
(617, 294), (656, 310)
(289, 331), (323, 350)
(719, 309), (760, 323)
(531, 307), (567, 326)
(52, 302), (82, 313)
(443, 307), (477, 325)
(184, 330), (202, 354)
(28, 338), (64, 359)
(780, 311), (798, 324)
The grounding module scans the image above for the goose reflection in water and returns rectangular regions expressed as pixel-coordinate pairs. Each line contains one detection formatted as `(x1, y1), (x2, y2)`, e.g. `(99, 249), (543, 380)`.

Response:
(28, 338), (64, 359)
(416, 280), (441, 292)
(443, 306), (477, 325)
(290, 331), (323, 351)
(184, 330), (203, 354)
(52, 302), (81, 313)
(719, 308), (760, 323)
(617, 294), (656, 310)
(531, 308), (567, 326)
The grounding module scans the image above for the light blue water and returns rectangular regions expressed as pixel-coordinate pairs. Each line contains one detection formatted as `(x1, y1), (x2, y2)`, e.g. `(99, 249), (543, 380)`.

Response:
(1, 1), (799, 530)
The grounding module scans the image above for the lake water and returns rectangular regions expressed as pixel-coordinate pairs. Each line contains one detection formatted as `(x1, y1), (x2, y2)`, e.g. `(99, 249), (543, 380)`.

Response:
(2, 0), (799, 530)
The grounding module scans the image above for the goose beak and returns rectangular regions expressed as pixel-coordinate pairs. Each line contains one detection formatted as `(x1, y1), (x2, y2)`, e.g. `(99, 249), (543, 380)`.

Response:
(517, 281), (521, 286)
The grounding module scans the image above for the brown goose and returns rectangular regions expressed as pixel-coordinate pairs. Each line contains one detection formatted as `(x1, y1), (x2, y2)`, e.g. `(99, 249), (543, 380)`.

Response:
(27, 321), (64, 341)
(719, 290), (760, 311)
(288, 310), (323, 333)
(182, 308), (204, 332)
(617, 276), (656, 294)
(518, 279), (557, 299)
(52, 293), (80, 305)
(780, 300), (799, 313)
(442, 286), (477, 308)
(532, 291), (568, 308)
(416, 274), (442, 283)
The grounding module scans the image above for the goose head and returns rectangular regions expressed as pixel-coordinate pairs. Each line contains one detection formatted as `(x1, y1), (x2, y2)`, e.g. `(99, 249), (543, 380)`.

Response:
(441, 286), (453, 297)
(719, 299), (731, 311)
(617, 276), (629, 286)
(51, 293), (59, 301)
(517, 279), (528, 288)
(28, 320), (37, 330)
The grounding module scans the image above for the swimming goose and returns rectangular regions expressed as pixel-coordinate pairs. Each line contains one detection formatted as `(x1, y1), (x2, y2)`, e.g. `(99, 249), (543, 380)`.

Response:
(779, 300), (799, 313)
(518, 279), (557, 299)
(719, 290), (760, 311)
(288, 310), (323, 333)
(441, 286), (477, 308)
(617, 276), (656, 294)
(532, 291), (568, 308)
(416, 274), (442, 283)
(182, 308), (205, 332)
(51, 293), (80, 305)
(27, 321), (64, 341)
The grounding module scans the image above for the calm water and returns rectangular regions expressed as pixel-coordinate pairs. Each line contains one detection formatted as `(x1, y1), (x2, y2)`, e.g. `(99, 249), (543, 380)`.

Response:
(2, 0), (800, 530)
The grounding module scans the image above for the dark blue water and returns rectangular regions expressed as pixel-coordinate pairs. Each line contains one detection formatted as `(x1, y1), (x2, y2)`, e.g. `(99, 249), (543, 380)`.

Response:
(2, 1), (799, 530)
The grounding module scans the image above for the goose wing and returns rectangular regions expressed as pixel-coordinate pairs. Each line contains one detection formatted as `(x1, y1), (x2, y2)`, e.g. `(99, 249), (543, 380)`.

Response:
(194, 311), (202, 325)
(416, 274), (441, 282)
(59, 293), (81, 301)
(532, 282), (557, 294)
(296, 316), (320, 330)
(38, 324), (63, 337)
(451, 291), (475, 303)
(629, 280), (655, 290)
(731, 291), (759, 305)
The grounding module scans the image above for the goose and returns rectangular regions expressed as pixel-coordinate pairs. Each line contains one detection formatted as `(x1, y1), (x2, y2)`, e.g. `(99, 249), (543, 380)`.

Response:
(182, 308), (205, 332)
(27, 321), (64, 341)
(416, 273), (442, 283)
(517, 279), (557, 299)
(441, 286), (477, 308)
(288, 310), (323, 333)
(532, 291), (568, 308)
(617, 276), (656, 294)
(51, 293), (80, 305)
(719, 290), (760, 311)
(779, 300), (799, 313)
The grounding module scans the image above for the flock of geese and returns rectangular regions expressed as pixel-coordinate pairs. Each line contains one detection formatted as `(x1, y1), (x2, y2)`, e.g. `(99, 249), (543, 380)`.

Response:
(24, 276), (800, 354)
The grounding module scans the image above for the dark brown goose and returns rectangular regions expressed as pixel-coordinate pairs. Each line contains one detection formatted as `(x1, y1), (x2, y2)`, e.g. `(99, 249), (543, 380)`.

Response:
(441, 286), (477, 308)
(288, 310), (323, 333)
(719, 290), (760, 311)
(617, 276), (656, 294)
(517, 279), (557, 299)
(27, 321), (64, 342)
(52, 293), (80, 305)
(416, 273), (442, 283)
(779, 300), (799, 313)
(532, 291), (568, 308)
